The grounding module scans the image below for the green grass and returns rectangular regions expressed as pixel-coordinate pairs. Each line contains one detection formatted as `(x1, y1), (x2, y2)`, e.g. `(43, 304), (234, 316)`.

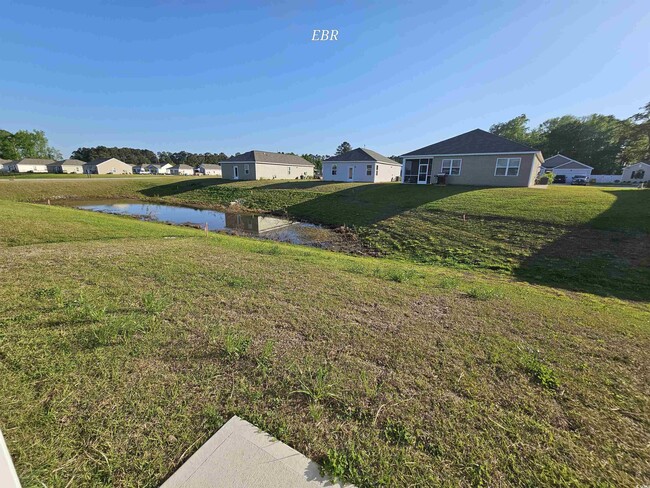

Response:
(4, 178), (646, 300)
(0, 198), (649, 487)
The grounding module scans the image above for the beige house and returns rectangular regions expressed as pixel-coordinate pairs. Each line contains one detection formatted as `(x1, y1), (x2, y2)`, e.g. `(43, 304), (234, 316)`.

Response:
(621, 162), (650, 182)
(148, 163), (173, 175)
(83, 157), (133, 175)
(13, 158), (53, 173)
(322, 148), (402, 182)
(401, 129), (543, 187)
(221, 151), (314, 180)
(48, 159), (85, 174)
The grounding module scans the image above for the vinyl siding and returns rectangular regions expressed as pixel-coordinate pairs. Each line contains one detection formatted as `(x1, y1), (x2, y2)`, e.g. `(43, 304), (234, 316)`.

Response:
(322, 161), (401, 183)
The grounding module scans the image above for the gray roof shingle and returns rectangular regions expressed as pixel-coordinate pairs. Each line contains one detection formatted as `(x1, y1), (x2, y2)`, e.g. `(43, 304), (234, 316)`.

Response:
(17, 158), (55, 165)
(323, 148), (400, 165)
(223, 151), (313, 167)
(542, 154), (592, 169)
(401, 129), (538, 157)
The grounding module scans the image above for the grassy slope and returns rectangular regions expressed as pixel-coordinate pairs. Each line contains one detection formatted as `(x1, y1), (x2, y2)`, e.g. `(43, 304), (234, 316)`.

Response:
(3, 178), (647, 300)
(0, 200), (649, 487)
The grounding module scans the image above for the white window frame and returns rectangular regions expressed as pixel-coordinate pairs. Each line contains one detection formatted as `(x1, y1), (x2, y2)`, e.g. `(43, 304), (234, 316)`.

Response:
(441, 159), (462, 176)
(288, 166), (291, 175)
(244, 164), (250, 175)
(366, 164), (372, 176)
(332, 164), (337, 176)
(375, 164), (379, 176)
(494, 158), (521, 177)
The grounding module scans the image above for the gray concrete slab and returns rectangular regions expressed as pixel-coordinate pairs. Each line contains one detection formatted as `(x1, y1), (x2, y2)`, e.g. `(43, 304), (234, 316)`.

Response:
(161, 416), (353, 488)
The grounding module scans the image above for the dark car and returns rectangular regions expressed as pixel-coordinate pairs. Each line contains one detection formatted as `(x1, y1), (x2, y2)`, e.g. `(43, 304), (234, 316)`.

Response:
(553, 174), (566, 184)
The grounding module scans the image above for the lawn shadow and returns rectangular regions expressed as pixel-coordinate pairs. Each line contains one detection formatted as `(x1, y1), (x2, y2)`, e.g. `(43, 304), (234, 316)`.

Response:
(514, 189), (650, 301)
(139, 177), (230, 198)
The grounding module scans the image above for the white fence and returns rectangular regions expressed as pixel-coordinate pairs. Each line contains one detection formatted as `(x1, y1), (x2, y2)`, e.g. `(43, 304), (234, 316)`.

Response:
(590, 174), (622, 184)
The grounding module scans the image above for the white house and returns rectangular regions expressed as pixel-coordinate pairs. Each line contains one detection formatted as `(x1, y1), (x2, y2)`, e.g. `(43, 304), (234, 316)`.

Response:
(621, 162), (650, 182)
(198, 163), (222, 176)
(322, 148), (402, 183)
(14, 158), (53, 173)
(0, 159), (13, 172)
(147, 163), (173, 175)
(83, 157), (133, 175)
(540, 154), (593, 182)
(133, 164), (151, 174)
(169, 164), (194, 176)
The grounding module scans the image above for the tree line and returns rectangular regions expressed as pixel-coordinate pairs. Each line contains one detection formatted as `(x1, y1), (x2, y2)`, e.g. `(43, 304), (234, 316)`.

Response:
(489, 101), (649, 174)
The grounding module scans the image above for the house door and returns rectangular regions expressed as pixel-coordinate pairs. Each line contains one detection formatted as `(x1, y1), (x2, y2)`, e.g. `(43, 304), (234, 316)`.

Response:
(348, 167), (354, 181)
(417, 162), (428, 184)
(233, 166), (239, 180)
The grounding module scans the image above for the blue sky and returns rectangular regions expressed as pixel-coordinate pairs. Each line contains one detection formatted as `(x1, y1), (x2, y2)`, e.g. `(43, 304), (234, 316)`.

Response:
(1, 0), (648, 158)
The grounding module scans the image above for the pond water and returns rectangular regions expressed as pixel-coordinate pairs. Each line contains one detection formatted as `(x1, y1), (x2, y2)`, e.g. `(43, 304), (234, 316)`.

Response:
(72, 200), (341, 248)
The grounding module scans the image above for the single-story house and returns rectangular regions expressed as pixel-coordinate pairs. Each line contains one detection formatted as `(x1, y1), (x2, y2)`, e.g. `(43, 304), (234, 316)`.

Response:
(133, 164), (152, 174)
(12, 158), (53, 173)
(540, 154), (593, 182)
(0, 159), (13, 172)
(147, 163), (173, 175)
(83, 157), (133, 175)
(198, 163), (222, 176)
(169, 164), (194, 176)
(621, 162), (650, 182)
(400, 129), (543, 187)
(48, 159), (86, 174)
(322, 148), (402, 182)
(220, 151), (314, 180)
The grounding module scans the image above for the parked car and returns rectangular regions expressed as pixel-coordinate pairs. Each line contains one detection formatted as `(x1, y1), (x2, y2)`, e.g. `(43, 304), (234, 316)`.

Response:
(571, 175), (588, 185)
(553, 175), (566, 184)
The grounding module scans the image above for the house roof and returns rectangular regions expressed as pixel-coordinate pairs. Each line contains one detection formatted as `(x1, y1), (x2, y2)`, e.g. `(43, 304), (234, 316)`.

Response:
(85, 157), (127, 166)
(16, 158), (55, 165)
(200, 163), (222, 169)
(625, 161), (650, 169)
(174, 164), (194, 169)
(323, 148), (400, 165)
(541, 154), (592, 170)
(401, 129), (539, 157)
(53, 159), (86, 166)
(223, 151), (313, 167)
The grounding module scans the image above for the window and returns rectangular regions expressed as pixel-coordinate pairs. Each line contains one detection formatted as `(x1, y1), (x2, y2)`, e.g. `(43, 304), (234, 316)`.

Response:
(375, 165), (379, 176)
(288, 166), (291, 175)
(441, 159), (461, 175)
(366, 164), (372, 176)
(495, 158), (521, 176)
(244, 164), (249, 175)
(332, 164), (337, 176)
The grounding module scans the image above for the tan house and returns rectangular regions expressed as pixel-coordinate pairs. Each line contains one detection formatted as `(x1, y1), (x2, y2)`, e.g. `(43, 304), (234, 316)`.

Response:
(400, 129), (543, 187)
(221, 151), (314, 180)
(322, 148), (402, 182)
(621, 162), (650, 183)
(13, 158), (53, 173)
(83, 157), (133, 175)
(48, 159), (85, 174)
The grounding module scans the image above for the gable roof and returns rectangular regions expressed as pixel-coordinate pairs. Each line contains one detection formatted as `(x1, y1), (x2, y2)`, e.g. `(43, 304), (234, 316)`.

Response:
(541, 154), (592, 170)
(323, 148), (400, 165)
(16, 158), (54, 165)
(223, 151), (313, 167)
(200, 163), (222, 169)
(401, 129), (539, 157)
(624, 161), (650, 169)
(85, 157), (127, 166)
(173, 164), (194, 170)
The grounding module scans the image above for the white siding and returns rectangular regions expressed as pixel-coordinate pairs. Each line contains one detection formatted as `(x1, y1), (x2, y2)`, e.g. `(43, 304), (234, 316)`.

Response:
(323, 161), (402, 183)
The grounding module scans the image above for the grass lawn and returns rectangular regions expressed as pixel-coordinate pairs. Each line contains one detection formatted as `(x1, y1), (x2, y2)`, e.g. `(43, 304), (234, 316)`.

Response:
(0, 199), (648, 487)
(3, 178), (647, 300)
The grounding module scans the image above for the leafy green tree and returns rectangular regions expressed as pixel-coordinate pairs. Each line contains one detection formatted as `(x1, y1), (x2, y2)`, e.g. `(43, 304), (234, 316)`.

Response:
(627, 101), (650, 162)
(301, 154), (324, 171)
(335, 141), (352, 156)
(489, 114), (533, 145)
(0, 129), (62, 160)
